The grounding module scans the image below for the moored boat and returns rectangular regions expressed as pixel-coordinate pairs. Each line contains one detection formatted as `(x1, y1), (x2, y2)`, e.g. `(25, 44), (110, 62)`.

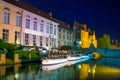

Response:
(42, 58), (67, 65)
(67, 54), (81, 61)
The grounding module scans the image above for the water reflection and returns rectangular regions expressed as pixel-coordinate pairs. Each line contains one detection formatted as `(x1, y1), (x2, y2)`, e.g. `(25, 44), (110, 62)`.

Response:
(0, 58), (120, 80)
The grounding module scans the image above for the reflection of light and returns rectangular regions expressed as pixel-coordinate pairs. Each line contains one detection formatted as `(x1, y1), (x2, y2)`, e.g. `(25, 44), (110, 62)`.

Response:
(79, 41), (81, 44)
(79, 64), (81, 69)
(88, 69), (91, 73)
(93, 70), (95, 73)
(16, 39), (20, 44)
(15, 73), (19, 79)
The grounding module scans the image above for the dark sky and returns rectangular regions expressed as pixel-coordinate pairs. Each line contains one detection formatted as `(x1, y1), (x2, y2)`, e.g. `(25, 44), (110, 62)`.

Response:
(21, 0), (120, 40)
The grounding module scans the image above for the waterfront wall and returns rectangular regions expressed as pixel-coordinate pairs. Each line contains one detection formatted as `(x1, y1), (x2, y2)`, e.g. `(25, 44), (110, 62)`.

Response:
(0, 54), (6, 64)
(95, 48), (120, 58)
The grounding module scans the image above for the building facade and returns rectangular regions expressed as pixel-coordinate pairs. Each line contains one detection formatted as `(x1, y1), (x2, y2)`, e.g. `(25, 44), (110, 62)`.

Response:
(0, 0), (22, 44)
(58, 23), (73, 47)
(73, 21), (97, 48)
(21, 9), (59, 50)
(0, 0), (60, 50)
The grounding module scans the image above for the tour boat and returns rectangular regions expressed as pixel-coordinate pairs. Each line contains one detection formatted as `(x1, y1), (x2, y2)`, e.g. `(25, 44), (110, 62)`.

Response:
(42, 58), (67, 65)
(67, 56), (82, 61)
(67, 54), (82, 61)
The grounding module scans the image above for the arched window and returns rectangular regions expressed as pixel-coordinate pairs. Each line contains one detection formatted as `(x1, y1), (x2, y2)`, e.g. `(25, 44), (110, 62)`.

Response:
(16, 11), (21, 27)
(26, 15), (30, 28)
(3, 7), (10, 24)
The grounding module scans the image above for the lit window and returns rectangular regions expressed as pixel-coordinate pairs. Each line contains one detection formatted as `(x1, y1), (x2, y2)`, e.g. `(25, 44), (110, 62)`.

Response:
(46, 37), (48, 46)
(2, 29), (9, 42)
(33, 35), (36, 45)
(40, 36), (42, 46)
(25, 34), (29, 45)
(15, 31), (20, 44)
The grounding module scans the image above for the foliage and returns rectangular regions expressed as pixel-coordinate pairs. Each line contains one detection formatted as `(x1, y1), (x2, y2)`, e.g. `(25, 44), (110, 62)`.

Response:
(14, 50), (39, 59)
(0, 50), (4, 54)
(97, 34), (111, 48)
(0, 39), (4, 49)
(30, 51), (39, 59)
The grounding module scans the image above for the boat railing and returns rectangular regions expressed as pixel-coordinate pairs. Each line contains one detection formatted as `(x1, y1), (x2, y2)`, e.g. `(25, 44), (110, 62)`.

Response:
(47, 54), (67, 59)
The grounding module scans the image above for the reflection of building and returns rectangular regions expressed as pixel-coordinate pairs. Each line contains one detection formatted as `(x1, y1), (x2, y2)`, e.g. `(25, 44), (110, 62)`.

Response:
(73, 21), (97, 48)
(0, 0), (22, 44)
(80, 63), (96, 80)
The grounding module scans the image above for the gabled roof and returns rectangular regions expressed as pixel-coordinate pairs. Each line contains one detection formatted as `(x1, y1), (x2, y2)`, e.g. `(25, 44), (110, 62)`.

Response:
(51, 17), (73, 30)
(2, 0), (58, 23)
(2, 0), (74, 30)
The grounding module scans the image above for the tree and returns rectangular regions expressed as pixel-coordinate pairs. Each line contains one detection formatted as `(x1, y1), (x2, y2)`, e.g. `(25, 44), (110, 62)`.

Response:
(97, 34), (111, 48)
(0, 39), (4, 49)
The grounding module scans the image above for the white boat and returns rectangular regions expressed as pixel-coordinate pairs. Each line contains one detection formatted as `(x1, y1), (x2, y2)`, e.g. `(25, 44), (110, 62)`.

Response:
(67, 56), (82, 61)
(42, 62), (67, 71)
(67, 54), (82, 61)
(42, 58), (67, 65)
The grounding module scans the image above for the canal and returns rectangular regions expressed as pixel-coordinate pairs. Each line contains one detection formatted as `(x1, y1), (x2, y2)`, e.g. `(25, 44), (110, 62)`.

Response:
(0, 58), (120, 80)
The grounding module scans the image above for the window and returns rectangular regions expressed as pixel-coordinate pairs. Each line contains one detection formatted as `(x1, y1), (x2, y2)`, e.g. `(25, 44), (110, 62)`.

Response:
(33, 35), (36, 45)
(26, 19), (30, 28)
(67, 34), (69, 39)
(16, 16), (21, 27)
(2, 29), (9, 42)
(4, 11), (10, 24)
(59, 28), (61, 32)
(40, 36), (42, 46)
(54, 39), (56, 47)
(33, 21), (37, 30)
(59, 33), (61, 39)
(63, 34), (65, 39)
(40, 24), (43, 32)
(50, 26), (53, 34)
(52, 38), (54, 45)
(46, 25), (49, 33)
(58, 41), (60, 46)
(25, 34), (29, 45)
(46, 37), (48, 46)
(70, 35), (71, 40)
(54, 28), (56, 35)
(15, 31), (20, 44)
(63, 30), (65, 33)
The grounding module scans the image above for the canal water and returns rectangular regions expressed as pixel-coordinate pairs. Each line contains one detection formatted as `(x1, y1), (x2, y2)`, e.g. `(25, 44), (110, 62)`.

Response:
(0, 58), (120, 80)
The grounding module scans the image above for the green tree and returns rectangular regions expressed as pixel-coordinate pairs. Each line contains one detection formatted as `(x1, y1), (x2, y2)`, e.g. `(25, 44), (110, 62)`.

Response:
(97, 34), (111, 48)
(0, 39), (4, 49)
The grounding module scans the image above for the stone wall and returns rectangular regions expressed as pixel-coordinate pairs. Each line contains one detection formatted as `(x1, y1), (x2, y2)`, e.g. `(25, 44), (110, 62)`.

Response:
(14, 54), (21, 63)
(0, 54), (6, 64)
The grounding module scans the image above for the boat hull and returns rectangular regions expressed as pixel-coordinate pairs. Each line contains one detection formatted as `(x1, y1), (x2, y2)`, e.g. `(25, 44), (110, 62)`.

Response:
(42, 58), (67, 65)
(67, 56), (82, 61)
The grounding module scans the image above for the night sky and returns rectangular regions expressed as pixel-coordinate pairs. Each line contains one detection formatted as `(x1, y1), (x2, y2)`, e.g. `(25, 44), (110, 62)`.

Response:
(21, 0), (120, 41)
